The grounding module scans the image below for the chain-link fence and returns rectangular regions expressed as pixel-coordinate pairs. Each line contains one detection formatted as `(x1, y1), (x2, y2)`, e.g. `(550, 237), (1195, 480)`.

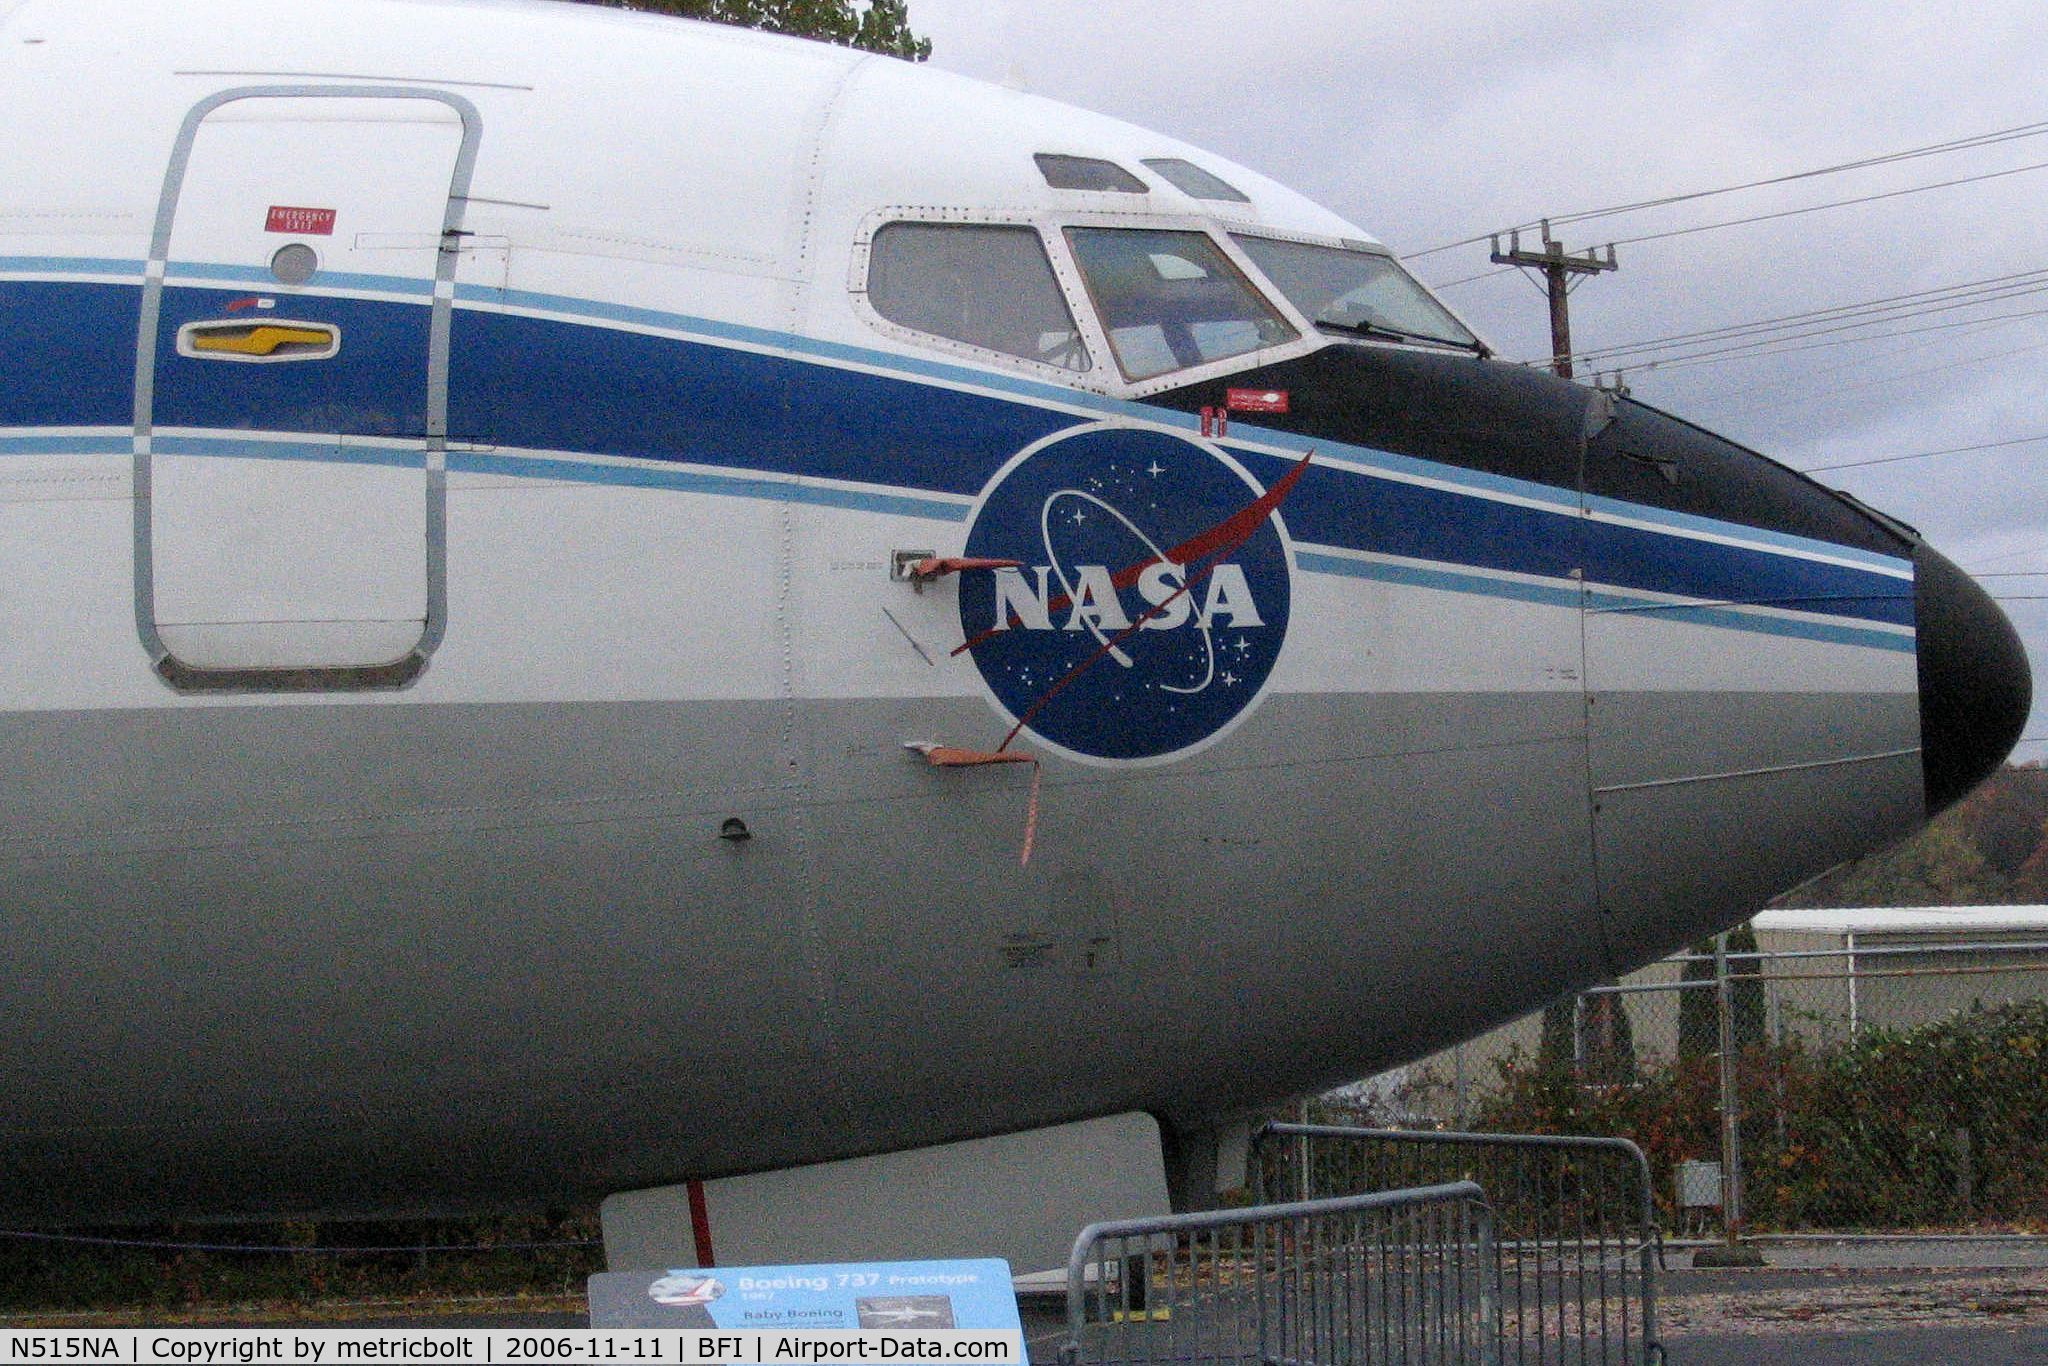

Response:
(1363, 912), (2048, 1238)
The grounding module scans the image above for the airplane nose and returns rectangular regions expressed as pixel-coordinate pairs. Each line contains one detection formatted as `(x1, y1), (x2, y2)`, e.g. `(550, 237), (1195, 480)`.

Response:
(1915, 541), (2032, 813)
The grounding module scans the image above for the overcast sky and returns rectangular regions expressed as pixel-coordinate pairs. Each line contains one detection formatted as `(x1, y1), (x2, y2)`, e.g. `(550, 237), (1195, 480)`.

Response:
(907, 0), (2048, 763)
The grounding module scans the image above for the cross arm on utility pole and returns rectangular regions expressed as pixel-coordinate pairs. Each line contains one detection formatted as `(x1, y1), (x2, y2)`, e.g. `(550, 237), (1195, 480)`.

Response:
(1490, 219), (1618, 379)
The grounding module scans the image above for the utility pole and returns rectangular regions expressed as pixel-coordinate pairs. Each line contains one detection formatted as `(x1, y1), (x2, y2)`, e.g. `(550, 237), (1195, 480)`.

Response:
(1490, 219), (1618, 379)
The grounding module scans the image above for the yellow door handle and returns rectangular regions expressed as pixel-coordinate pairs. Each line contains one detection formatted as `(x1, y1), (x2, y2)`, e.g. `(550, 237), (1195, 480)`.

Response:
(188, 324), (337, 357)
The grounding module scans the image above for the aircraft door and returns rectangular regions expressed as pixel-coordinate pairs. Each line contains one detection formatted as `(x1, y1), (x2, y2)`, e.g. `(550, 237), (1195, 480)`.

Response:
(134, 88), (479, 689)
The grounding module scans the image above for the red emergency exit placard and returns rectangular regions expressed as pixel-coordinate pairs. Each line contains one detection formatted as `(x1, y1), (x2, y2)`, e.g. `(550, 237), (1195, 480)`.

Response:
(1226, 387), (1290, 414)
(265, 205), (337, 236)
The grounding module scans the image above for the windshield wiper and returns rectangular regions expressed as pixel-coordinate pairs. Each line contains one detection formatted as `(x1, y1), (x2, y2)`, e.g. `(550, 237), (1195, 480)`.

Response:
(1314, 316), (1490, 357)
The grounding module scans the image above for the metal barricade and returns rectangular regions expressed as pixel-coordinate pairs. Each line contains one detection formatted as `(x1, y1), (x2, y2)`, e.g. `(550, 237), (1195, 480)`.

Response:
(1059, 1181), (1500, 1366)
(1252, 1125), (1661, 1366)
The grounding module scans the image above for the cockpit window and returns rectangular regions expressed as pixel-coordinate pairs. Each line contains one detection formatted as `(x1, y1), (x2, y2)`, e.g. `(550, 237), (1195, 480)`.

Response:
(1035, 154), (1147, 193)
(1064, 227), (1297, 381)
(867, 223), (1091, 371)
(1141, 158), (1251, 204)
(1234, 235), (1480, 352)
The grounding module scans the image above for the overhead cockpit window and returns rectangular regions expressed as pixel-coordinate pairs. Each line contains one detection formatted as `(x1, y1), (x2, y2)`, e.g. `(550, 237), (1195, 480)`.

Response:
(1141, 158), (1252, 204)
(1064, 227), (1297, 381)
(866, 223), (1092, 371)
(1034, 154), (1147, 193)
(1234, 234), (1481, 352)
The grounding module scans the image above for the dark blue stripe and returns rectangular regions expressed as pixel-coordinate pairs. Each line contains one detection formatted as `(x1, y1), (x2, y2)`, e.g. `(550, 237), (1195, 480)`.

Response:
(153, 287), (432, 437)
(0, 281), (138, 428)
(1586, 520), (1914, 628)
(451, 309), (1072, 494)
(0, 276), (1913, 632)
(1241, 449), (1911, 628)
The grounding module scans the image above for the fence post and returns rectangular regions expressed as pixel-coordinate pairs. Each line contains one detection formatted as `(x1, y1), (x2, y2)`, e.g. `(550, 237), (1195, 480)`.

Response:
(1696, 931), (1766, 1267)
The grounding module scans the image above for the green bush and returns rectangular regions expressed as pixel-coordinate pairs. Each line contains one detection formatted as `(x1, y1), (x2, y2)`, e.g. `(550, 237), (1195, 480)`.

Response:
(1471, 999), (2048, 1232)
(0, 1212), (602, 1315)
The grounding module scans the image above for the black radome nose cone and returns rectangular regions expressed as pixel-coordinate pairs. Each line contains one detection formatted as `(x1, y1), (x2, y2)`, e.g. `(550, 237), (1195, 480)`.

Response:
(1916, 542), (2032, 813)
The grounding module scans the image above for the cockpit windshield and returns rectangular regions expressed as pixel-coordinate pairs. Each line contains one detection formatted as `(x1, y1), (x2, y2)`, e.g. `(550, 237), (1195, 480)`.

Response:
(1234, 235), (1481, 352)
(1065, 227), (1297, 381)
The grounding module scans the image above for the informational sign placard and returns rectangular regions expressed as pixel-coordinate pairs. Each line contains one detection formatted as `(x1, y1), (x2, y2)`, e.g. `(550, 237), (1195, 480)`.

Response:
(589, 1257), (1021, 1332)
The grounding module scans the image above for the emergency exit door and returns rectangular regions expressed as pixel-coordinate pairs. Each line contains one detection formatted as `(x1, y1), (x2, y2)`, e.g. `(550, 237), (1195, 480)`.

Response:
(135, 87), (479, 689)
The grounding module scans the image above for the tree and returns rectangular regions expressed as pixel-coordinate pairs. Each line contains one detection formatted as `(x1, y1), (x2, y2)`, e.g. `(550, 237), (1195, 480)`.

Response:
(576, 0), (931, 59)
(1947, 764), (2048, 880)
(1830, 821), (2007, 907)
(1677, 924), (1766, 1060)
(1539, 987), (1638, 1085)
(2012, 830), (2048, 902)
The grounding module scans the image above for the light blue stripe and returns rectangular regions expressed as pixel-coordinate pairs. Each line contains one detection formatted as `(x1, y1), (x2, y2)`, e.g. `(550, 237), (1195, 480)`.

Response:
(0, 433), (128, 455)
(0, 416), (1918, 651)
(1583, 589), (1916, 652)
(1296, 548), (1585, 610)
(1261, 427), (1584, 514)
(163, 263), (435, 297)
(448, 450), (971, 521)
(1584, 492), (1912, 574)
(154, 434), (425, 470)
(1299, 548), (1916, 654)
(0, 424), (973, 518)
(0, 255), (145, 277)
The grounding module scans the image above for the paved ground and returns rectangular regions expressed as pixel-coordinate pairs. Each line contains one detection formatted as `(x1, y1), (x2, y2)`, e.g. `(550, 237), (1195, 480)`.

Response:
(1677, 1235), (2048, 1269)
(1657, 1249), (2048, 1364)
(1667, 1324), (2048, 1364)
(16, 1239), (2048, 1364)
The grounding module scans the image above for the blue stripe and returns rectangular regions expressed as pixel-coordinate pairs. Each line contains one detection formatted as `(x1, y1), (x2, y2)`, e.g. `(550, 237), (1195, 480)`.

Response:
(467, 283), (1140, 418)
(1585, 517), (1914, 629)
(1298, 551), (1915, 653)
(0, 422), (1917, 650)
(154, 287), (433, 437)
(459, 279), (1907, 576)
(1584, 492), (1911, 573)
(0, 256), (144, 277)
(0, 433), (128, 455)
(155, 434), (424, 470)
(0, 259), (1922, 574)
(447, 449), (970, 519)
(0, 281), (141, 428)
(1295, 550), (1584, 610)
(1244, 449), (1913, 630)
(1584, 589), (1917, 654)
(165, 262), (436, 297)
(0, 265), (1916, 636)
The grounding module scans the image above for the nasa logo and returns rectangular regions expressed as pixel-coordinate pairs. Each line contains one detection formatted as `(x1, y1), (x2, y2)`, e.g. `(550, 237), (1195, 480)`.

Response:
(957, 424), (1296, 764)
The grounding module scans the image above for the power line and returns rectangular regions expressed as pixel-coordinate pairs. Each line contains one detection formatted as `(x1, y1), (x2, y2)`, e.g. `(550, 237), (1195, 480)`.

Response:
(1745, 331), (2048, 417)
(1575, 266), (2048, 365)
(1627, 301), (2048, 375)
(1801, 432), (2048, 474)
(1605, 158), (2048, 250)
(1425, 265), (1519, 291)
(1401, 116), (2048, 259)
(1967, 546), (2048, 569)
(1548, 122), (2048, 231)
